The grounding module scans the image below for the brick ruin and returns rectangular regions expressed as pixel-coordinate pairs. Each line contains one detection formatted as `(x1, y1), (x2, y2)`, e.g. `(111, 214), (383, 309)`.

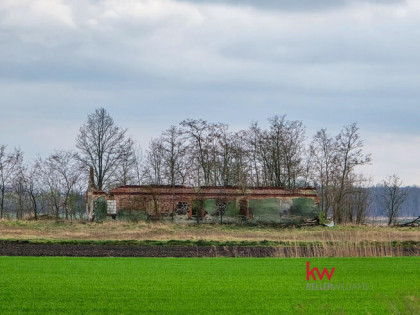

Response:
(86, 169), (320, 220)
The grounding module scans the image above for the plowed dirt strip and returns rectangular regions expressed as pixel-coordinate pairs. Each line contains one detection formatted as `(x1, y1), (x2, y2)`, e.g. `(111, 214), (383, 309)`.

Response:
(0, 243), (418, 257)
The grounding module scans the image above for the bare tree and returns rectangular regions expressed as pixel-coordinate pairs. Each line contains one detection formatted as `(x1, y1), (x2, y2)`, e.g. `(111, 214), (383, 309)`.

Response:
(353, 176), (373, 225)
(76, 108), (134, 190)
(42, 157), (62, 219)
(214, 125), (232, 186)
(310, 129), (336, 217)
(180, 119), (225, 186)
(250, 116), (306, 189)
(45, 151), (82, 220)
(225, 130), (250, 188)
(0, 146), (23, 218)
(144, 138), (165, 185)
(266, 115), (288, 187)
(11, 167), (28, 219)
(161, 126), (188, 186)
(309, 124), (371, 224)
(332, 123), (371, 223)
(246, 122), (262, 187)
(341, 174), (373, 225)
(382, 174), (407, 225)
(132, 144), (145, 185)
(301, 147), (314, 187)
(22, 159), (43, 220)
(279, 118), (306, 189)
(113, 144), (137, 187)
(70, 180), (88, 220)
(160, 126), (188, 220)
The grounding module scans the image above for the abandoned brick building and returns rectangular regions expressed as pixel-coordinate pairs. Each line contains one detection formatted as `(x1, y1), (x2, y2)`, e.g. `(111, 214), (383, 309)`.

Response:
(86, 169), (320, 221)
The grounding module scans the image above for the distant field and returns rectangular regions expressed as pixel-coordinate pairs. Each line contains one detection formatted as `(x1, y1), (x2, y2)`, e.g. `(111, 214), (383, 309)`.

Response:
(0, 257), (418, 314)
(1, 219), (419, 243)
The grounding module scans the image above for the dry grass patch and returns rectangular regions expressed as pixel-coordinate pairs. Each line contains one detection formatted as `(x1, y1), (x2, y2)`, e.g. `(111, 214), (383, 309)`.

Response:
(0, 219), (419, 244)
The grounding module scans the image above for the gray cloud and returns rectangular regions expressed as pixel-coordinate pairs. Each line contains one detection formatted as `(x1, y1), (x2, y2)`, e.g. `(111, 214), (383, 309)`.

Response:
(176, 0), (404, 11)
(0, 0), (419, 184)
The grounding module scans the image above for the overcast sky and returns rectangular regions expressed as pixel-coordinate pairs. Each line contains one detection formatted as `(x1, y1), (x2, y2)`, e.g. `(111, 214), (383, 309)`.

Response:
(0, 0), (419, 185)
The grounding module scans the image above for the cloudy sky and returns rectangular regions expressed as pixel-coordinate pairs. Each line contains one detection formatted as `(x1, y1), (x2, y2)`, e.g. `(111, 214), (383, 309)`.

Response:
(0, 0), (419, 185)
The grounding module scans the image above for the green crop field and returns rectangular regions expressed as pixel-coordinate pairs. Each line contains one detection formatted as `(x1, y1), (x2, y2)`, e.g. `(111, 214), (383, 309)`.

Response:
(0, 257), (418, 314)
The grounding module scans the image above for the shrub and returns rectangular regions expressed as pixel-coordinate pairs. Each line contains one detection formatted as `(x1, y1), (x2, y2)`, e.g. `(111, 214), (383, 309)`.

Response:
(317, 211), (327, 224)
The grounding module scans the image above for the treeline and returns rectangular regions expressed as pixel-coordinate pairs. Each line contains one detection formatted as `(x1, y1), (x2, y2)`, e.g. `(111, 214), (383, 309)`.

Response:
(370, 186), (420, 218)
(0, 148), (86, 220)
(0, 108), (415, 224)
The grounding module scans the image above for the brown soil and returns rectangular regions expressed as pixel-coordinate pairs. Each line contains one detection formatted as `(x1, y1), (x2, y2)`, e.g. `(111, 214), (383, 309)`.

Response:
(0, 242), (418, 258)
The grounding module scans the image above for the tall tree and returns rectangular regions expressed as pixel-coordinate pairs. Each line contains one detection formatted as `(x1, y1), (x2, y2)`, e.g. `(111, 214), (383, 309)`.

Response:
(310, 129), (336, 217)
(161, 126), (188, 187)
(180, 119), (224, 186)
(160, 126), (188, 220)
(223, 130), (250, 188)
(214, 125), (233, 186)
(382, 174), (407, 225)
(310, 124), (371, 223)
(76, 108), (134, 190)
(255, 115), (306, 188)
(246, 122), (262, 187)
(332, 123), (371, 223)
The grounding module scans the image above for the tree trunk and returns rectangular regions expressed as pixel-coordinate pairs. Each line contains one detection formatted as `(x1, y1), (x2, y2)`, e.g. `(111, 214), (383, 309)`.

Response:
(0, 187), (4, 219)
(30, 193), (38, 220)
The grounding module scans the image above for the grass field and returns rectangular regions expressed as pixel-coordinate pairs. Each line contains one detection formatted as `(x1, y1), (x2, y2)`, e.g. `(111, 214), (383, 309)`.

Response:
(0, 257), (418, 314)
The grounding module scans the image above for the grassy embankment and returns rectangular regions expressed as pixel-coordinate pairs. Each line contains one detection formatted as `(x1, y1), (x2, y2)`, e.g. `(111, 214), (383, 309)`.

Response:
(0, 256), (418, 314)
(1, 219), (418, 257)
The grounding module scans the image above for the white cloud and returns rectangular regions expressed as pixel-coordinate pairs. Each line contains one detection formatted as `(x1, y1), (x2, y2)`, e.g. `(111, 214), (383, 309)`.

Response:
(0, 0), (75, 29)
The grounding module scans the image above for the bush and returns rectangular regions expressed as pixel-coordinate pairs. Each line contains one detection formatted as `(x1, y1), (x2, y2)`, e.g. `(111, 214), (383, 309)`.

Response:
(317, 211), (327, 224)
